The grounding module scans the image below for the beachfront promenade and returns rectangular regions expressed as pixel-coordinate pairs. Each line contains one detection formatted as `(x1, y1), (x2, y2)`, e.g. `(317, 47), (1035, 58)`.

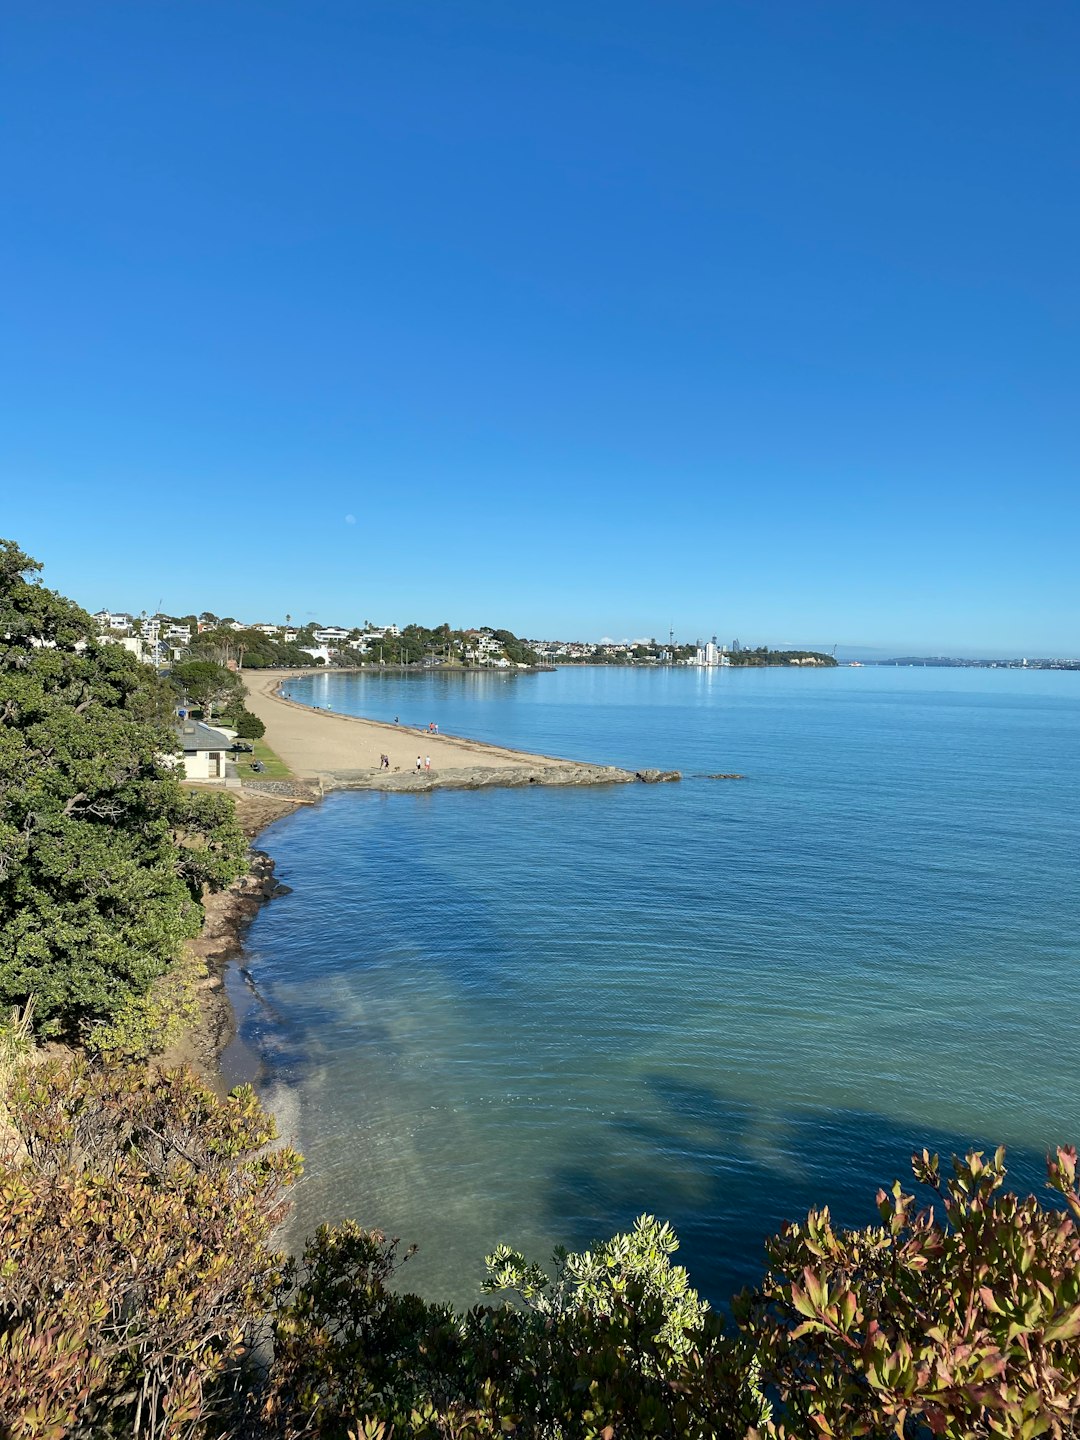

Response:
(241, 670), (662, 792)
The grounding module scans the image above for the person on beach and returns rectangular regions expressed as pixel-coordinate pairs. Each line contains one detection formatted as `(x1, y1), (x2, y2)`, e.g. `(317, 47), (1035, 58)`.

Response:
(424, 755), (431, 771)
(394, 716), (399, 725)
(416, 755), (422, 772)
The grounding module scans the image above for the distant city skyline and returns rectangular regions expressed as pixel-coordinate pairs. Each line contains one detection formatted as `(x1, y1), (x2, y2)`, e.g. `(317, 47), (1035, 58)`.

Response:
(3, 2), (1077, 655)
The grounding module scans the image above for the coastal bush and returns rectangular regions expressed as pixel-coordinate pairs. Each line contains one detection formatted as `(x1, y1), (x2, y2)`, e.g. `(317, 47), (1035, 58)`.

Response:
(0, 1054), (301, 1440)
(483, 1214), (709, 1359)
(0, 540), (247, 1035)
(245, 1148), (1080, 1438)
(85, 949), (207, 1060)
(187, 627), (324, 670)
(4, 1069), (1080, 1440)
(738, 1146), (1080, 1438)
(260, 1217), (754, 1439)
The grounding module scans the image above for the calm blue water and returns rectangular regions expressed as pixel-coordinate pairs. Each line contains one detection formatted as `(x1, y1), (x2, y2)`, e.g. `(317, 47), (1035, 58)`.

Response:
(236, 666), (1080, 1306)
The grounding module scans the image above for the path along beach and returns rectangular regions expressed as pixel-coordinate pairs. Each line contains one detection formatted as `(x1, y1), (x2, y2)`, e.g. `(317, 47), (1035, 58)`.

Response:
(241, 669), (673, 792)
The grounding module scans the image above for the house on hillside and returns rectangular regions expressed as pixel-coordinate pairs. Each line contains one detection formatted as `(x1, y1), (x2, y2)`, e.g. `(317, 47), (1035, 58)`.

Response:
(93, 610), (134, 632)
(176, 720), (234, 781)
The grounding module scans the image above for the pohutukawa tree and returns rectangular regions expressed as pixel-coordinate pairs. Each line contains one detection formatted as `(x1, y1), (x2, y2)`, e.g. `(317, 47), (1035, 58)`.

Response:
(0, 539), (246, 1036)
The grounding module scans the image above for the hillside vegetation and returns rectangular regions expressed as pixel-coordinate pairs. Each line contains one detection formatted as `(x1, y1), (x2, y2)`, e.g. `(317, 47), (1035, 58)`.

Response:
(0, 540), (247, 1043)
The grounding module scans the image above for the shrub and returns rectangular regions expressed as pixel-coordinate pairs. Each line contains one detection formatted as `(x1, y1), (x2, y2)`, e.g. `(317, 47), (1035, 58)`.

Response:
(0, 1056), (301, 1439)
(85, 951), (207, 1061)
(261, 1217), (755, 1439)
(738, 1146), (1080, 1438)
(5, 1113), (1080, 1439)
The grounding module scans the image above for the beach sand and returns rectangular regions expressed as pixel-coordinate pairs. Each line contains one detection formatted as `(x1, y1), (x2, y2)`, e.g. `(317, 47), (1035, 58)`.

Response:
(241, 670), (639, 791)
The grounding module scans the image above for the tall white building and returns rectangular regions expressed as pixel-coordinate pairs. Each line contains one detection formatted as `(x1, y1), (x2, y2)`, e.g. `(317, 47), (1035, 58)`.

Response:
(693, 638), (729, 667)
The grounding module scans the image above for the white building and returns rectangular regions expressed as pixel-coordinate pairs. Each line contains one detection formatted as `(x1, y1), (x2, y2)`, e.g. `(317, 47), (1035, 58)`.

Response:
(97, 633), (157, 665)
(175, 720), (233, 781)
(693, 640), (729, 668)
(300, 645), (331, 665)
(92, 610), (134, 632)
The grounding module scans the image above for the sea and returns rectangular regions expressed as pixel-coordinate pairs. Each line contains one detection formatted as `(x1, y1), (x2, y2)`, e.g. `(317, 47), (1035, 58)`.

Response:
(228, 664), (1080, 1308)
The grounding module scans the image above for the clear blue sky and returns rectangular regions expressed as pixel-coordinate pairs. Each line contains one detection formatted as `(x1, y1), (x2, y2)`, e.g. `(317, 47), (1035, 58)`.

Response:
(3, 2), (1077, 655)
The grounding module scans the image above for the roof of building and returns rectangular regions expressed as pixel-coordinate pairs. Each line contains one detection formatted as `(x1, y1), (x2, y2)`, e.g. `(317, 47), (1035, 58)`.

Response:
(177, 720), (233, 752)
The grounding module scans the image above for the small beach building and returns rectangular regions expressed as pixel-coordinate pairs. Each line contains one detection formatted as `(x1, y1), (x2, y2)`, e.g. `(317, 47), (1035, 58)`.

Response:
(176, 720), (234, 781)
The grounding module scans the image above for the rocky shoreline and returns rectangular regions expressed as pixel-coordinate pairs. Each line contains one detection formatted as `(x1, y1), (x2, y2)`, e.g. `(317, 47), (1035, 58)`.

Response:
(162, 790), (306, 1090)
(323, 762), (680, 791)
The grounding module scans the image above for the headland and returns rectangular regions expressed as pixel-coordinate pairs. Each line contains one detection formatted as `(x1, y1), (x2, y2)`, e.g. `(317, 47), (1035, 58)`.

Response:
(241, 669), (679, 791)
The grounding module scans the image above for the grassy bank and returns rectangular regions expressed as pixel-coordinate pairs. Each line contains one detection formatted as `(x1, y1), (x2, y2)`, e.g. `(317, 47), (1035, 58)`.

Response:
(235, 735), (292, 780)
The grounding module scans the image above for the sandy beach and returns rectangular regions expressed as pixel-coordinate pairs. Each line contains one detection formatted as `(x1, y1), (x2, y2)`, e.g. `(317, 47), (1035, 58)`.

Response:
(241, 670), (651, 791)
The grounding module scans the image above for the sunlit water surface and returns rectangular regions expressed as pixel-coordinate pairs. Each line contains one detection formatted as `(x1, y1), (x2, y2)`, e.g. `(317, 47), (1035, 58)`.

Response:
(234, 666), (1080, 1305)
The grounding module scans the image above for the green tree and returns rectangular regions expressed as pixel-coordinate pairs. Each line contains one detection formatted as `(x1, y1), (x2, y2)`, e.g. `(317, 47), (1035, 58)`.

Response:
(0, 540), (247, 1036)
(234, 709), (266, 740)
(491, 629), (539, 666)
(171, 658), (243, 718)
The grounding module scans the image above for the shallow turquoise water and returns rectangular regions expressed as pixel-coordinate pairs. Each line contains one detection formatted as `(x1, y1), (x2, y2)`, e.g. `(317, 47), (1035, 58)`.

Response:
(237, 666), (1080, 1305)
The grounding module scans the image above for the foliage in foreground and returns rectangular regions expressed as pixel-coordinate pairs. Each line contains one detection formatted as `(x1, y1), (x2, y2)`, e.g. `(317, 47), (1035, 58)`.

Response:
(0, 1056), (300, 1440)
(0, 540), (247, 1037)
(3, 1050), (1080, 1440)
(740, 1145), (1080, 1440)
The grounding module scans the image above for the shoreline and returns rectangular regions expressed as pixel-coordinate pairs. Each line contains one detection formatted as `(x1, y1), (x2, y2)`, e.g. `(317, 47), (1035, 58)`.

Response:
(161, 789), (309, 1094)
(241, 669), (680, 791)
(178, 672), (679, 1090)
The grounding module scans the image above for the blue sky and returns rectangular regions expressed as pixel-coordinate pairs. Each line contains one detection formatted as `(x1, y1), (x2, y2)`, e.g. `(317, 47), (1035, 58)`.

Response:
(3, 2), (1077, 655)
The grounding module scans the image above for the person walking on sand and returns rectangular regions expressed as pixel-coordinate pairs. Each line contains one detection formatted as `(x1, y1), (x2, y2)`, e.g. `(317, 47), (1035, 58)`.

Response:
(424, 755), (431, 771)
(416, 755), (422, 772)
